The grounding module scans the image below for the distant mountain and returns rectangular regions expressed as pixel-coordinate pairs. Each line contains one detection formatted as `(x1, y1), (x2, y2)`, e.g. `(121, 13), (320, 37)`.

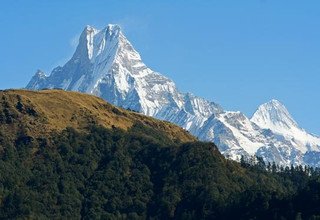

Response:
(27, 24), (320, 167)
(251, 100), (320, 166)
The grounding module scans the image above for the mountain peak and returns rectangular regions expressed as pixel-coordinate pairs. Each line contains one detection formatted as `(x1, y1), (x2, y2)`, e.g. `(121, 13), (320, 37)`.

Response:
(251, 99), (298, 132)
(269, 99), (281, 104)
(84, 25), (96, 31)
(75, 24), (123, 60)
(81, 25), (99, 38)
(26, 23), (320, 167)
(83, 24), (121, 34)
(106, 24), (121, 31)
(35, 69), (46, 77)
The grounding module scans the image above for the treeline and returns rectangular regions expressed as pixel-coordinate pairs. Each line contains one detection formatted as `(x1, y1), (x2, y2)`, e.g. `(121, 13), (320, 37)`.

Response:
(241, 154), (320, 175)
(0, 123), (320, 219)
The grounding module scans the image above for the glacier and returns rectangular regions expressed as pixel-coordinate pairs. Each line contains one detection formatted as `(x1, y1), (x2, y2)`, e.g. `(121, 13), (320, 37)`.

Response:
(26, 24), (320, 167)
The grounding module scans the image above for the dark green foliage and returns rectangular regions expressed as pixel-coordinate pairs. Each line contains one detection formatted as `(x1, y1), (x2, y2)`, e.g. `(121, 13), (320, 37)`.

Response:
(0, 124), (319, 219)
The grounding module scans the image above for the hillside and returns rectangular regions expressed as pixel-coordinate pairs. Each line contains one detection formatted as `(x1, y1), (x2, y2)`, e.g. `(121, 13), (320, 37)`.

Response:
(0, 89), (320, 219)
(0, 89), (195, 143)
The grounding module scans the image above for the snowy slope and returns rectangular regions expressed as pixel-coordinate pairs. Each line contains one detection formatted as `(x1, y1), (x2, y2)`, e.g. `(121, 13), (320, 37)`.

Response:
(27, 24), (320, 167)
(251, 100), (320, 163)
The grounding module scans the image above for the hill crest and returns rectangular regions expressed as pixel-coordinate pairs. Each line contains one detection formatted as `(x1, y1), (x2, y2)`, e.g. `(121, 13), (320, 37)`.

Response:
(0, 89), (195, 143)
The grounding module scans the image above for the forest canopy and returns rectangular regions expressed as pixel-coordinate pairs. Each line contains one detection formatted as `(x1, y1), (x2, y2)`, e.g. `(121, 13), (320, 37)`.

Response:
(0, 123), (320, 219)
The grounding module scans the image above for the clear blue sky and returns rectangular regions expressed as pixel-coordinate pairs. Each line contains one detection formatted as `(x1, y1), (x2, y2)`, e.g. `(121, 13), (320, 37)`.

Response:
(0, 0), (319, 134)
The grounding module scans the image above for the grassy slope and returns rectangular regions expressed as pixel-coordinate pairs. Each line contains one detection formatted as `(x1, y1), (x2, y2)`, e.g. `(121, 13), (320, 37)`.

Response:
(0, 89), (195, 143)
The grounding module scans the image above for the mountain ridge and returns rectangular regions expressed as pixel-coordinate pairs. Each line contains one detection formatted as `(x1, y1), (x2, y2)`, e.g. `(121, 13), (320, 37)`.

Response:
(26, 24), (320, 167)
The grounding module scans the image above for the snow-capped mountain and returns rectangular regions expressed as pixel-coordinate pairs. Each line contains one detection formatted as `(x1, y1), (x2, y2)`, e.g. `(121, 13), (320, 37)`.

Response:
(26, 24), (320, 167)
(251, 100), (320, 165)
(251, 99), (299, 135)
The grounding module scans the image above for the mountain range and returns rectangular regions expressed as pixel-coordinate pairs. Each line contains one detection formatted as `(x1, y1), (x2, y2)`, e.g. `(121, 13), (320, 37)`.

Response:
(26, 24), (320, 167)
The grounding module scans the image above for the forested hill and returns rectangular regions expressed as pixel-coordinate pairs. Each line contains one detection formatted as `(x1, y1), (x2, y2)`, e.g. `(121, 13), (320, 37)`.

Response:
(0, 90), (320, 219)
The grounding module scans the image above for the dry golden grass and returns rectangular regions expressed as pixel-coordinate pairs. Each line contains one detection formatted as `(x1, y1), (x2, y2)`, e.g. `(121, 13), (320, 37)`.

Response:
(0, 89), (196, 142)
